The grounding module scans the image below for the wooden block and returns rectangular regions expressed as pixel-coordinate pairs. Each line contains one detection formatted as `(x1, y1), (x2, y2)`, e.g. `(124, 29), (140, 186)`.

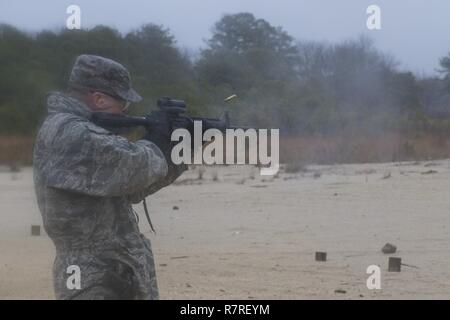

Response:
(315, 252), (327, 261)
(31, 225), (40, 236)
(388, 257), (401, 272)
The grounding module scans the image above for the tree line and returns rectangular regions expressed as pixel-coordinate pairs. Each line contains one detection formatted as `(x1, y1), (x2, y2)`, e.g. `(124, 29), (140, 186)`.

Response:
(1, 12), (450, 136)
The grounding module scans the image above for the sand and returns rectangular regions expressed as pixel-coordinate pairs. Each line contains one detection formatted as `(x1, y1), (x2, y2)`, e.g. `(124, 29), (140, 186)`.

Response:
(1, 161), (450, 299)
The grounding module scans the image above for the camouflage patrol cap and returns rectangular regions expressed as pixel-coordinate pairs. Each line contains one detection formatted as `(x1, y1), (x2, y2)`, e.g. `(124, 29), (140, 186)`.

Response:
(68, 54), (142, 102)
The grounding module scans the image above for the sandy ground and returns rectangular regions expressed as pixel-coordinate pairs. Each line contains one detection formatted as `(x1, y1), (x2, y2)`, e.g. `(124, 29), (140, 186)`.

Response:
(1, 160), (450, 300)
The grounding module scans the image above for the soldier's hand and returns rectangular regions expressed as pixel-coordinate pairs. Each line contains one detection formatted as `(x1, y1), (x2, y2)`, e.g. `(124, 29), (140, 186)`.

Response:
(143, 129), (187, 172)
(143, 131), (171, 160)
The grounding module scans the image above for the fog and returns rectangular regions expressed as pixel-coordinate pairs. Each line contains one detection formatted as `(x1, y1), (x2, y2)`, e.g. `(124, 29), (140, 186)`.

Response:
(0, 0), (448, 75)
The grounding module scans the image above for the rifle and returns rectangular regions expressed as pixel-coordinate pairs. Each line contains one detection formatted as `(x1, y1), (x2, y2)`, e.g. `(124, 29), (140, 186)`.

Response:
(91, 96), (244, 134)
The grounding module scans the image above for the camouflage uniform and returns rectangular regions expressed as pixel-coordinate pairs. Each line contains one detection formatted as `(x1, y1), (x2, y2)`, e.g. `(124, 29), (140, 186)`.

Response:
(33, 55), (181, 299)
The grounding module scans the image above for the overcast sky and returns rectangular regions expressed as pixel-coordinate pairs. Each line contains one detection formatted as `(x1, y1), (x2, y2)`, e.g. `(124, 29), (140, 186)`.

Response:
(0, 0), (448, 76)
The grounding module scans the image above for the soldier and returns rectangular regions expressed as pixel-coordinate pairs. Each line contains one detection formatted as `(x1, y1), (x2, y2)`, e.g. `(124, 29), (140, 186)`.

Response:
(33, 54), (186, 299)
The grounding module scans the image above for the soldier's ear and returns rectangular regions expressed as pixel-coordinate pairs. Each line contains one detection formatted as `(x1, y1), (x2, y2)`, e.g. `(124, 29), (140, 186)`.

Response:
(91, 92), (107, 109)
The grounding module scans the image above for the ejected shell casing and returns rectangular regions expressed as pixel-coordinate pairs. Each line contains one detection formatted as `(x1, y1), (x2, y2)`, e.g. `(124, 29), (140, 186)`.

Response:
(224, 94), (237, 102)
